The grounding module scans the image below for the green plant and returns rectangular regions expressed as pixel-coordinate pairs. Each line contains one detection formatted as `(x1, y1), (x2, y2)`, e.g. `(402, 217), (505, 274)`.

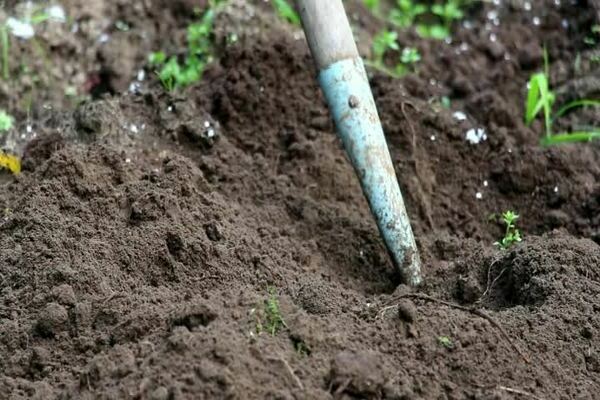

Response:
(494, 211), (522, 249)
(0, 25), (8, 80)
(416, 24), (450, 40)
(293, 339), (310, 356)
(372, 30), (399, 66)
(369, 31), (420, 77)
(438, 336), (453, 348)
(432, 0), (464, 29)
(418, 0), (467, 40)
(363, 0), (381, 12)
(272, 0), (300, 25)
(256, 287), (286, 336)
(0, 110), (13, 132)
(525, 50), (600, 145)
(390, 0), (427, 28)
(440, 96), (451, 109)
(395, 47), (421, 75)
(149, 4), (218, 91)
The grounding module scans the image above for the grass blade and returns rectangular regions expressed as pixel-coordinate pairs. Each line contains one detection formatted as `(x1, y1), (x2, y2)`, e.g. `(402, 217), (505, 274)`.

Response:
(525, 73), (543, 124)
(554, 99), (600, 119)
(1, 26), (8, 80)
(540, 130), (600, 146)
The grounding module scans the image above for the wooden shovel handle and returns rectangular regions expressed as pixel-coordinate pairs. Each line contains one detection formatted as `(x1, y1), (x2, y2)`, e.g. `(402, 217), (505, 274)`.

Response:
(295, 0), (359, 70)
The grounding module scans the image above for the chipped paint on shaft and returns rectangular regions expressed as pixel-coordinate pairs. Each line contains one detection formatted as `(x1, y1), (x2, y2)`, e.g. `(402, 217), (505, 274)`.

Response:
(318, 57), (422, 286)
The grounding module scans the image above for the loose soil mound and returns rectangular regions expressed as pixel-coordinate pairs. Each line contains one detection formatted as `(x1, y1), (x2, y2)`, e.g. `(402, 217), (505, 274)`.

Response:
(0, 0), (599, 399)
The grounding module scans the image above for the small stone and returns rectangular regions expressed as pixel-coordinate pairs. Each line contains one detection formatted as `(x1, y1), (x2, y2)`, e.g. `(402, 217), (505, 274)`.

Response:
(517, 42), (543, 70)
(204, 222), (223, 242)
(29, 346), (50, 372)
(51, 284), (76, 306)
(581, 325), (593, 339)
(485, 41), (506, 60)
(34, 303), (69, 338)
(396, 300), (417, 323)
(309, 116), (330, 131)
(151, 387), (169, 400)
(330, 351), (387, 397)
(73, 302), (93, 328)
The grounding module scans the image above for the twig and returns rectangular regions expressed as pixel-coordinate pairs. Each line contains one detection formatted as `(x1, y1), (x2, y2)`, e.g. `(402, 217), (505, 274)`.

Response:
(400, 101), (435, 230)
(334, 378), (352, 397)
(498, 385), (545, 399)
(381, 293), (530, 364)
(267, 355), (304, 390)
(476, 258), (505, 304)
(0, 305), (22, 313)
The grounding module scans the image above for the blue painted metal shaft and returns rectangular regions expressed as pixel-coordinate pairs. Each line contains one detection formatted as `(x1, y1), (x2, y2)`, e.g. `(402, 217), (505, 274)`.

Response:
(319, 57), (421, 286)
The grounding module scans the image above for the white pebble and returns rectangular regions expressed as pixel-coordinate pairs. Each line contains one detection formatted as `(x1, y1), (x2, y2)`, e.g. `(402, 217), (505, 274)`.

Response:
(47, 5), (66, 22)
(465, 128), (487, 144)
(430, 135), (436, 141)
(483, 180), (489, 187)
(6, 18), (35, 39)
(453, 111), (467, 121)
(476, 192), (483, 199)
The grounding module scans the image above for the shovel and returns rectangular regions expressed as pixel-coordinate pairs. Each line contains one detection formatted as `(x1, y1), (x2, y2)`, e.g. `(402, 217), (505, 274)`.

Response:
(296, 0), (422, 286)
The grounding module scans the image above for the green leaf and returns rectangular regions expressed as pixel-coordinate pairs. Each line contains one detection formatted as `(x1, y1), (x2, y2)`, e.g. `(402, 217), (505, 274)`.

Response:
(540, 131), (600, 146)
(373, 30), (399, 64)
(525, 72), (554, 136)
(554, 99), (600, 119)
(272, 0), (300, 26)
(363, 0), (380, 12)
(401, 47), (421, 64)
(416, 24), (449, 40)
(149, 51), (166, 65)
(0, 109), (13, 132)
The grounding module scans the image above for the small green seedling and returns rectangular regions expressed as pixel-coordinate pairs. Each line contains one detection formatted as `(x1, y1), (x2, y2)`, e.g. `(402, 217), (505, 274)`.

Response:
(440, 96), (451, 109)
(368, 31), (420, 77)
(416, 24), (450, 40)
(418, 0), (466, 40)
(390, 0), (427, 29)
(294, 339), (310, 356)
(494, 210), (522, 249)
(149, 3), (220, 91)
(372, 30), (399, 66)
(395, 47), (421, 75)
(256, 287), (286, 336)
(0, 110), (13, 132)
(432, 0), (464, 30)
(1, 25), (8, 80)
(438, 336), (454, 349)
(272, 0), (300, 26)
(525, 50), (600, 145)
(363, 0), (381, 13)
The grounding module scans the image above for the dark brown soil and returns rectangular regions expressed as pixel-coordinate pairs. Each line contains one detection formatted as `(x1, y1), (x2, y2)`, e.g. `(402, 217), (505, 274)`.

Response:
(1, 0), (599, 399)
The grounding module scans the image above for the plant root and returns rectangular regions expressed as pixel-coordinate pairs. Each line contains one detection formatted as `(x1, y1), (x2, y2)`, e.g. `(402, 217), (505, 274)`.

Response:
(380, 293), (531, 364)
(267, 355), (304, 390)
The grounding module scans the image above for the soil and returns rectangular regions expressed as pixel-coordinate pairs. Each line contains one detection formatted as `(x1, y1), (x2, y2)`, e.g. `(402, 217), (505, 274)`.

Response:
(0, 0), (599, 399)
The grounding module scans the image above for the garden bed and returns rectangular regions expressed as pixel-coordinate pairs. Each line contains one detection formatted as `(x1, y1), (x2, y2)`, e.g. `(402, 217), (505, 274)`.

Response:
(0, 0), (599, 398)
